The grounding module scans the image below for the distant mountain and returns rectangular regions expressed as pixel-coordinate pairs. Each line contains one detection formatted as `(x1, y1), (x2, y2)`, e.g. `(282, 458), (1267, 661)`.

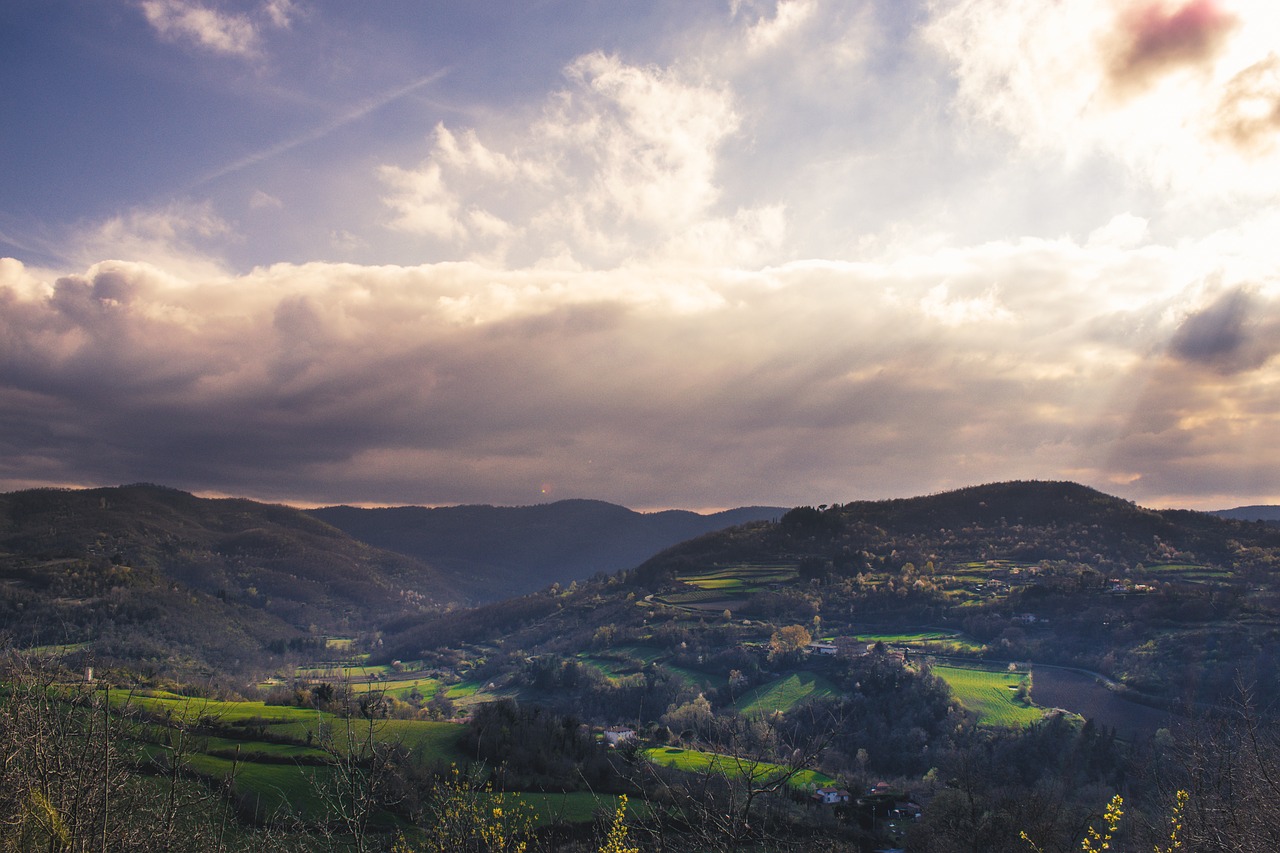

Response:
(0, 484), (454, 675)
(1212, 505), (1280, 523)
(306, 499), (785, 602)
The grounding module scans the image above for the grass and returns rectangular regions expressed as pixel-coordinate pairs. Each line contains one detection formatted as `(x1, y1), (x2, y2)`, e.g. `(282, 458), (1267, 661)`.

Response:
(846, 629), (984, 654)
(733, 672), (841, 715)
(349, 675), (444, 700)
(932, 664), (1042, 727)
(114, 691), (468, 762)
(641, 746), (836, 791)
(607, 645), (666, 665)
(661, 664), (719, 692)
(849, 630), (956, 643)
(510, 792), (642, 826)
(182, 753), (332, 820)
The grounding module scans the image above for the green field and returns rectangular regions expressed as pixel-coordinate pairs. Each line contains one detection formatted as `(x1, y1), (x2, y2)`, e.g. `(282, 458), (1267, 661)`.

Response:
(847, 629), (984, 654)
(607, 645), (666, 665)
(115, 691), (469, 759)
(1143, 564), (1231, 582)
(733, 672), (841, 715)
(511, 792), (641, 826)
(642, 746), (836, 791)
(679, 564), (798, 588)
(932, 664), (1042, 727)
(850, 630), (955, 643)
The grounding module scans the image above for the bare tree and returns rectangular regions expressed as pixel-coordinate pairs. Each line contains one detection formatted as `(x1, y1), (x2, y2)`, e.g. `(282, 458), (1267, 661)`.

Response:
(628, 705), (842, 852)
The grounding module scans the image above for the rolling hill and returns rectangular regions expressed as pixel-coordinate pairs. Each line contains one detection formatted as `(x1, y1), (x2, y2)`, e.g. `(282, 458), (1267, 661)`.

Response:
(1212, 505), (1280, 523)
(306, 499), (785, 602)
(378, 480), (1280, 713)
(0, 484), (454, 676)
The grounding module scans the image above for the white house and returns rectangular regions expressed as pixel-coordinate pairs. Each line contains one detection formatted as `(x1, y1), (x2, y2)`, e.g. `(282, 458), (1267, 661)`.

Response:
(604, 726), (636, 747)
(812, 787), (851, 804)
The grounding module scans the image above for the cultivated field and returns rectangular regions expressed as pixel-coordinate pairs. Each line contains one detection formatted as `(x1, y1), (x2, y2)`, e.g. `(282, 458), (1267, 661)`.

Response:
(653, 563), (798, 611)
(931, 664), (1043, 727)
(733, 672), (841, 715)
(1030, 666), (1171, 739)
(641, 746), (837, 791)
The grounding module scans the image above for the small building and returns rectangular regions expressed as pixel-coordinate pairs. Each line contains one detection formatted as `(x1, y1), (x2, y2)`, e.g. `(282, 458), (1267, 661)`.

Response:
(808, 642), (838, 656)
(812, 787), (851, 805)
(603, 726), (636, 747)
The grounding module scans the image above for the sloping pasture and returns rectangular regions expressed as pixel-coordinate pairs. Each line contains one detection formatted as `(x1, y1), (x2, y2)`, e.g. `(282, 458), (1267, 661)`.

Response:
(931, 664), (1043, 727)
(733, 672), (841, 715)
(641, 746), (837, 791)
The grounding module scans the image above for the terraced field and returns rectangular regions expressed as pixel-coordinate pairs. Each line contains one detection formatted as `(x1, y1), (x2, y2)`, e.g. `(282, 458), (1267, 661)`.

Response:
(1144, 564), (1231, 583)
(653, 563), (798, 611)
(111, 688), (474, 825)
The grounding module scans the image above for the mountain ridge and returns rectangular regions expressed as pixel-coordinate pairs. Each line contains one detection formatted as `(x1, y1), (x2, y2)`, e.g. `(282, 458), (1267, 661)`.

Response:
(305, 499), (786, 601)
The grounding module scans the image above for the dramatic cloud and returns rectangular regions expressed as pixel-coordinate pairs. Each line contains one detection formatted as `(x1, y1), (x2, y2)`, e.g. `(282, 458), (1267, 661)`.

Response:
(1104, 0), (1239, 95)
(1214, 54), (1280, 154)
(3, 220), (1278, 508)
(1169, 286), (1280, 372)
(6, 1), (1280, 510)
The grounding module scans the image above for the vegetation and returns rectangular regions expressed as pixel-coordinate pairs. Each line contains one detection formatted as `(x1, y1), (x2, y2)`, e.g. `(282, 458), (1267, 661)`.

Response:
(8, 479), (1280, 850)
(931, 664), (1042, 727)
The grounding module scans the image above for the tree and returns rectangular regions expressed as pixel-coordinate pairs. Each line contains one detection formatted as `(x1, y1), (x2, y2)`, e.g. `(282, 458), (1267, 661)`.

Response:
(393, 764), (536, 853)
(311, 685), (410, 853)
(769, 625), (812, 661)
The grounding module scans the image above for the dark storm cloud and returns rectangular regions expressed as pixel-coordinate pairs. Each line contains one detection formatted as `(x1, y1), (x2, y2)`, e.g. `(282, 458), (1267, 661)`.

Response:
(1104, 0), (1239, 96)
(1169, 287), (1280, 372)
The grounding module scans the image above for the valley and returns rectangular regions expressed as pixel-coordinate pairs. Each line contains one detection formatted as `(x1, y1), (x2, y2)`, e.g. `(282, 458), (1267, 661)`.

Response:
(4, 480), (1280, 851)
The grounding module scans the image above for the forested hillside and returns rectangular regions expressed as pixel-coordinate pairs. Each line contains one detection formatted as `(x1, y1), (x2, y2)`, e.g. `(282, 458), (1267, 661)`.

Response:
(307, 499), (784, 601)
(0, 484), (452, 676)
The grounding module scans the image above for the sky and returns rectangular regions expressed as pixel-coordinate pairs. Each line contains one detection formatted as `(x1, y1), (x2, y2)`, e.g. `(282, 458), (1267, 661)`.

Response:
(2, 0), (1280, 512)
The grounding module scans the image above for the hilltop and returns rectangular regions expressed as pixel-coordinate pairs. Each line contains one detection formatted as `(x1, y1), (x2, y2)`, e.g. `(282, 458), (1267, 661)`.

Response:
(0, 485), (782, 676)
(0, 483), (453, 676)
(380, 480), (1280, 713)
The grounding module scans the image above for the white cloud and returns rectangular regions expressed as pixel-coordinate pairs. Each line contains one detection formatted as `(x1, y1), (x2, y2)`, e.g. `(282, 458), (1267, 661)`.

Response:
(262, 0), (295, 30)
(249, 189), (283, 210)
(70, 201), (232, 280)
(139, 0), (262, 57)
(380, 161), (466, 241)
(137, 0), (294, 58)
(377, 51), (784, 268)
(925, 0), (1280, 199)
(1087, 213), (1150, 249)
(745, 0), (820, 54)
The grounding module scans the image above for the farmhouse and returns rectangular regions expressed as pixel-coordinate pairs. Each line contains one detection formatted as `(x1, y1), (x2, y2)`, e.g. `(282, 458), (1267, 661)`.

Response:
(812, 786), (851, 804)
(603, 726), (636, 747)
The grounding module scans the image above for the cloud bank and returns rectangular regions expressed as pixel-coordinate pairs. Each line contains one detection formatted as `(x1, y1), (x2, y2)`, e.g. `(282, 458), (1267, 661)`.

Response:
(5, 0), (1280, 510)
(4, 221), (1278, 509)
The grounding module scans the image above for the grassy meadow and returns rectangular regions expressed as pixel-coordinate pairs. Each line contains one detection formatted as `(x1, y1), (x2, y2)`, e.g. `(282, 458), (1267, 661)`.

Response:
(733, 672), (841, 715)
(931, 664), (1043, 727)
(641, 746), (837, 791)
